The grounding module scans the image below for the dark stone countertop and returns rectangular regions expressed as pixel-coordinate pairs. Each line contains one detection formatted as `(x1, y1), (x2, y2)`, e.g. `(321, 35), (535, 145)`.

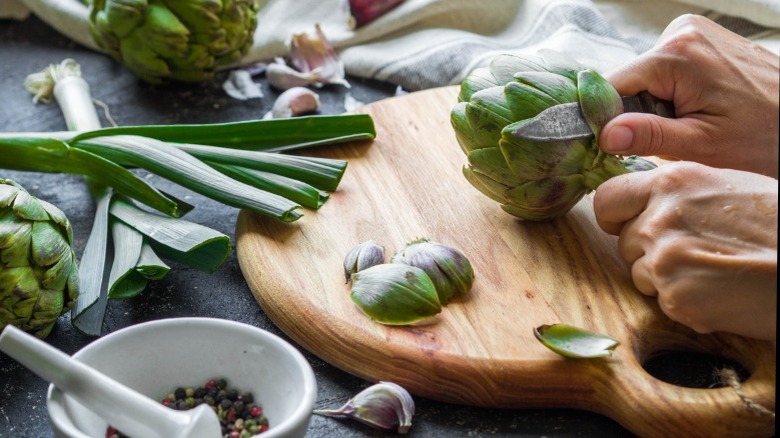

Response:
(1, 14), (731, 438)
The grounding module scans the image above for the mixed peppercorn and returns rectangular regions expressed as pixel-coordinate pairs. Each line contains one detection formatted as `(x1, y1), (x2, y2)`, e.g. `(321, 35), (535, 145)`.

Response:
(106, 378), (269, 438)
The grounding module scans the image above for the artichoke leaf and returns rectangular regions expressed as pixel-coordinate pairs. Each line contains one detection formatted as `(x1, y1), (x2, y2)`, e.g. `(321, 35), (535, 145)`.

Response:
(537, 49), (586, 82)
(513, 71), (579, 105)
(452, 102), (497, 154)
(488, 53), (548, 85)
(577, 69), (623, 140)
(534, 323), (620, 358)
(467, 147), (522, 187)
(458, 67), (499, 102)
(463, 167), (512, 205)
(351, 264), (442, 325)
(504, 175), (588, 221)
(499, 126), (592, 180)
(503, 81), (562, 121)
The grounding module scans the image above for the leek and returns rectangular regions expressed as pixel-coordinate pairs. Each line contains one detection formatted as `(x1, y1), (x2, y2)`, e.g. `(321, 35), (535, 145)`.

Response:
(8, 59), (375, 335)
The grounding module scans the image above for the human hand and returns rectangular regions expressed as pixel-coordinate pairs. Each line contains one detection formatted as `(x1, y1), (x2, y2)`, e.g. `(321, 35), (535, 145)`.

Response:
(593, 162), (777, 341)
(599, 14), (780, 178)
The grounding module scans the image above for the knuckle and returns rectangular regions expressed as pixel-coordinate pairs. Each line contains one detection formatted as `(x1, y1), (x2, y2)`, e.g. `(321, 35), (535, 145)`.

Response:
(658, 15), (713, 59)
(652, 162), (704, 192)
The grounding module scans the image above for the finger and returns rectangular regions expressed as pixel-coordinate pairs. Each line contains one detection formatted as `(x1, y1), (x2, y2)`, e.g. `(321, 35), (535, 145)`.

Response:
(616, 217), (646, 263)
(603, 50), (677, 100)
(599, 112), (710, 158)
(603, 14), (709, 100)
(592, 172), (653, 235)
(630, 256), (658, 296)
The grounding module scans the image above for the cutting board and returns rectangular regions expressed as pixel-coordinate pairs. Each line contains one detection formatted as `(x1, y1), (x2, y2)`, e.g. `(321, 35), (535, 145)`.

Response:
(236, 87), (776, 437)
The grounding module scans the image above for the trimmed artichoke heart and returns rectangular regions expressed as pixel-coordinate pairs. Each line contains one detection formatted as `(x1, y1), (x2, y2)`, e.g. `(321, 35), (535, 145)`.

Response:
(451, 50), (656, 221)
(88, 0), (263, 83)
(0, 179), (79, 338)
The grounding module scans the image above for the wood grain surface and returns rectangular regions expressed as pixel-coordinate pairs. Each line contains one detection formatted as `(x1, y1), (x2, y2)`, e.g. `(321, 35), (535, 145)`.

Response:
(236, 86), (776, 437)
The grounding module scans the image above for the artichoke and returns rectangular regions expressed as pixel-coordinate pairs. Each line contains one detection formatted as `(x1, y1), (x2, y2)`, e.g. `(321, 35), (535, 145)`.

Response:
(88, 0), (262, 83)
(0, 179), (79, 338)
(451, 50), (654, 221)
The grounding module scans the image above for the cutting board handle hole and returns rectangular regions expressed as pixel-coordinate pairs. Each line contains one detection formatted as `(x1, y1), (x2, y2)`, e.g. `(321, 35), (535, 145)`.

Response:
(641, 350), (750, 389)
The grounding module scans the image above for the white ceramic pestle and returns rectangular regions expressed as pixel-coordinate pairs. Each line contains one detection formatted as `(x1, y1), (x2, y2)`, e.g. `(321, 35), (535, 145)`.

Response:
(0, 325), (221, 438)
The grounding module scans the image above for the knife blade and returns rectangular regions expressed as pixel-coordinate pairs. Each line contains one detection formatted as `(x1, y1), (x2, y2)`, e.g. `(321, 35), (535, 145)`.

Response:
(511, 91), (676, 142)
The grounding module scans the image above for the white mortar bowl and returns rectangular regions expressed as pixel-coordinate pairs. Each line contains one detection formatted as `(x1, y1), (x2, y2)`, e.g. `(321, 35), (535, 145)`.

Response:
(46, 317), (316, 438)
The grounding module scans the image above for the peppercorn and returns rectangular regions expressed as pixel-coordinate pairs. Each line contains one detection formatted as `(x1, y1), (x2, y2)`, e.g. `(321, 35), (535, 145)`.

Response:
(106, 378), (268, 438)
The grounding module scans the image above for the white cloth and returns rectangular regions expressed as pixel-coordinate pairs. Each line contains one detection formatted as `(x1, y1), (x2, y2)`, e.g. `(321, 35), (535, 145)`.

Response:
(5, 0), (780, 90)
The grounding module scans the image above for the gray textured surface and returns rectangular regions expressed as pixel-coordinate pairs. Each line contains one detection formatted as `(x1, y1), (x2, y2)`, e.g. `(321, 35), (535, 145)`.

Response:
(0, 15), (665, 438)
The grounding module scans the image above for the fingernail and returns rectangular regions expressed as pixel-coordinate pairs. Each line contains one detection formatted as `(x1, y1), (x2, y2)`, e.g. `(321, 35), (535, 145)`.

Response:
(603, 125), (633, 154)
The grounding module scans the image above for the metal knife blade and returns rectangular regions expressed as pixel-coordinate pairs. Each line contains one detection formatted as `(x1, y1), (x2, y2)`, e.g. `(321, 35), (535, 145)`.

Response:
(512, 91), (676, 142)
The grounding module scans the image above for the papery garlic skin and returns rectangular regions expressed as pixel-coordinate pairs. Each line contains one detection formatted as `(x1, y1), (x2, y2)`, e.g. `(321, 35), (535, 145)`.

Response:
(313, 381), (415, 434)
(350, 264), (441, 325)
(344, 240), (385, 282)
(392, 239), (474, 303)
(223, 69), (263, 100)
(270, 87), (320, 119)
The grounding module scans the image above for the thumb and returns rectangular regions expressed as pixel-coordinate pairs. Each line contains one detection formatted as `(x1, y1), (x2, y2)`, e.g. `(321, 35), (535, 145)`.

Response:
(599, 113), (701, 159)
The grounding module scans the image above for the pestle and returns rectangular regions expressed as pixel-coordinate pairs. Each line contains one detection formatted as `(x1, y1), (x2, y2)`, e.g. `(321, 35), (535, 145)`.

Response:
(0, 325), (221, 438)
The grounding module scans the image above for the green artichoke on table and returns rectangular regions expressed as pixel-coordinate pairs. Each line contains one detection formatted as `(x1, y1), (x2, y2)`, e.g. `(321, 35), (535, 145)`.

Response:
(451, 50), (655, 221)
(0, 179), (79, 339)
(88, 0), (262, 83)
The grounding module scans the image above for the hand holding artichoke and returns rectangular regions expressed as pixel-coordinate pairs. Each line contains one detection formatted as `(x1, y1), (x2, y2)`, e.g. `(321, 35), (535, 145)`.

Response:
(0, 179), (78, 338)
(89, 0), (262, 83)
(451, 50), (655, 221)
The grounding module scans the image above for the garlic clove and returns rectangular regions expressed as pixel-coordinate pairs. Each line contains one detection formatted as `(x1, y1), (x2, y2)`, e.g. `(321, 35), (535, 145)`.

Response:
(350, 263), (441, 325)
(290, 24), (350, 88)
(266, 58), (321, 90)
(391, 238), (474, 304)
(314, 381), (415, 433)
(269, 87), (320, 119)
(343, 240), (385, 282)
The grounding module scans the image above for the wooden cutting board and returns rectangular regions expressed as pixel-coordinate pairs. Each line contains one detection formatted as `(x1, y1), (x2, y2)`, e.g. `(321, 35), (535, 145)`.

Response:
(236, 87), (776, 437)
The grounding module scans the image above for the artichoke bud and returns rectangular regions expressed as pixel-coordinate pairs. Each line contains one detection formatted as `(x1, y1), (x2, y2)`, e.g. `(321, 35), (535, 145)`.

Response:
(88, 0), (262, 83)
(391, 239), (474, 304)
(0, 179), (79, 339)
(343, 240), (385, 282)
(451, 50), (650, 221)
(350, 264), (441, 325)
(313, 381), (415, 434)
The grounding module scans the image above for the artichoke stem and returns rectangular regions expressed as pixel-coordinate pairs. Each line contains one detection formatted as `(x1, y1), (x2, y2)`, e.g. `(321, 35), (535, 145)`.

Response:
(583, 154), (630, 191)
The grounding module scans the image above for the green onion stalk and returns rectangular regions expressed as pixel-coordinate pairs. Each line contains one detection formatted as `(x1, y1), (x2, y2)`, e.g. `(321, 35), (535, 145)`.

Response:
(0, 59), (376, 335)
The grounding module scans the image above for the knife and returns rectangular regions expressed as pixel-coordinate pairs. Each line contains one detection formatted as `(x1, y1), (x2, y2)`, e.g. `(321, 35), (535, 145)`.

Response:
(511, 91), (676, 142)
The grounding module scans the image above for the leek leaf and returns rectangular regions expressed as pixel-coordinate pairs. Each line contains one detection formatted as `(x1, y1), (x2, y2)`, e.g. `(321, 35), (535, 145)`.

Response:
(75, 135), (303, 222)
(175, 143), (347, 192)
(69, 114), (376, 151)
(208, 162), (329, 209)
(71, 181), (113, 336)
(109, 197), (231, 273)
(106, 219), (148, 299)
(0, 136), (192, 217)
